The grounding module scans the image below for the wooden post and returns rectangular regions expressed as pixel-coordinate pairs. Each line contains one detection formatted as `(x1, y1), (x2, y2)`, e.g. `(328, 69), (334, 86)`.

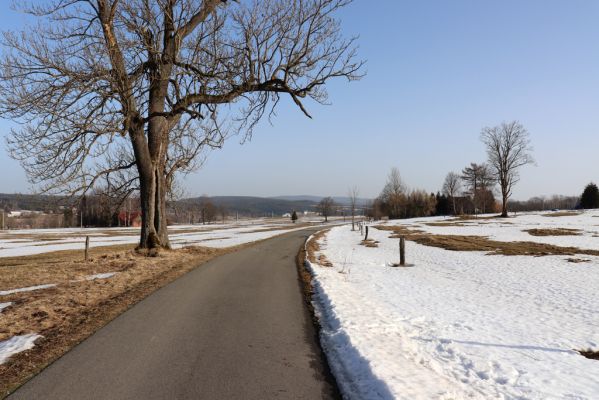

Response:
(365, 226), (369, 241)
(84, 236), (90, 262)
(400, 236), (406, 266)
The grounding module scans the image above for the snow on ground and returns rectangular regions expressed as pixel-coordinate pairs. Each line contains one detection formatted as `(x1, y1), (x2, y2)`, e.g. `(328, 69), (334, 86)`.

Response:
(0, 218), (326, 257)
(0, 302), (11, 313)
(0, 284), (57, 296)
(83, 272), (117, 281)
(309, 211), (599, 399)
(0, 334), (41, 365)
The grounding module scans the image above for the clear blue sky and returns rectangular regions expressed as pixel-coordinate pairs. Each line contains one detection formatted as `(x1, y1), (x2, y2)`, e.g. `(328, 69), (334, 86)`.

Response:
(1, 0), (598, 200)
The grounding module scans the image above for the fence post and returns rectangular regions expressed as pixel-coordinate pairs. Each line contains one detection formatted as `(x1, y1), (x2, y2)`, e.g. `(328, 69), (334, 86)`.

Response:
(365, 226), (369, 241)
(400, 237), (405, 266)
(85, 236), (90, 262)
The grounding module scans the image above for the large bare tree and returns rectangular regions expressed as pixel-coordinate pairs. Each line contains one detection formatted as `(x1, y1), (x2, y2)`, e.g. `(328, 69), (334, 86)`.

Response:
(317, 196), (336, 222)
(380, 167), (406, 219)
(0, 0), (363, 249)
(481, 121), (534, 217)
(442, 171), (461, 215)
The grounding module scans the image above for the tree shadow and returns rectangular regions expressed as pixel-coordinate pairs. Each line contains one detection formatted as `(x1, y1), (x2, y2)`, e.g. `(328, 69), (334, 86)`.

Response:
(443, 338), (574, 354)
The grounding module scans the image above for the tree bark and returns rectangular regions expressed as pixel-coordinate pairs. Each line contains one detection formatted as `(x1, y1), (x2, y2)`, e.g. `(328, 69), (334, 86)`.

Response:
(501, 193), (509, 218)
(130, 121), (171, 249)
(452, 197), (457, 216)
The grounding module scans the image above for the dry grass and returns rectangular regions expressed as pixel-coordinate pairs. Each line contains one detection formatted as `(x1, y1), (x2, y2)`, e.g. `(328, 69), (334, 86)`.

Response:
(424, 221), (467, 227)
(359, 239), (379, 248)
(0, 242), (258, 397)
(525, 228), (582, 237)
(375, 226), (599, 257)
(542, 211), (581, 217)
(305, 229), (333, 267)
(455, 214), (504, 221)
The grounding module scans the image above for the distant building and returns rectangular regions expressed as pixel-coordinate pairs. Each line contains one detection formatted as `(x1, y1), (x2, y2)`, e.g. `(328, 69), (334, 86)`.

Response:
(118, 211), (142, 227)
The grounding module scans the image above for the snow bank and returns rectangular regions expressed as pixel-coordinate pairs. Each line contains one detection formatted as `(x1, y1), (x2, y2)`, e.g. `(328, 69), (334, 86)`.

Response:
(0, 334), (41, 364)
(0, 302), (11, 313)
(0, 284), (57, 296)
(310, 221), (599, 399)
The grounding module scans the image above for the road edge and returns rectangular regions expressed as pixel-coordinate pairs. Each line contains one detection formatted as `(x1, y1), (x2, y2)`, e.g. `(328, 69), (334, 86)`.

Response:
(295, 229), (342, 400)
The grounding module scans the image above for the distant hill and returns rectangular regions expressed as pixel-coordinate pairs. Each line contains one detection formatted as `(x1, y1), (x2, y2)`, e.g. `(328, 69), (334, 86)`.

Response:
(180, 196), (318, 217)
(271, 195), (373, 206)
(0, 192), (371, 217)
(0, 193), (69, 212)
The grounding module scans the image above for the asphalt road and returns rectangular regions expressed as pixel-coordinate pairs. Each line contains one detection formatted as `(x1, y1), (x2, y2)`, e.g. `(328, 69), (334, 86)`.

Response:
(9, 228), (339, 400)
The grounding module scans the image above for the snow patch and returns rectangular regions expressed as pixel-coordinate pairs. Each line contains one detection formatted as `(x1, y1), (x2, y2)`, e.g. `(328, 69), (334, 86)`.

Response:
(0, 302), (12, 312)
(0, 334), (41, 364)
(84, 272), (117, 281)
(0, 284), (57, 296)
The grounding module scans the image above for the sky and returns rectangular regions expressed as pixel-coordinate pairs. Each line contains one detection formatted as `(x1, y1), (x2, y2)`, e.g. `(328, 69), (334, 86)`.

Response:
(0, 0), (598, 200)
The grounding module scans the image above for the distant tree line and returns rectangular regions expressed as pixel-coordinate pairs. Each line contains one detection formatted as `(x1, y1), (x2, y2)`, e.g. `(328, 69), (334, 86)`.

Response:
(368, 121), (535, 220)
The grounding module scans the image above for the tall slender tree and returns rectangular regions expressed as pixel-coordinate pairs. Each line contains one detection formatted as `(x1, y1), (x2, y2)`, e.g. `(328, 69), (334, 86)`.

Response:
(442, 171), (461, 215)
(0, 0), (363, 249)
(348, 185), (359, 230)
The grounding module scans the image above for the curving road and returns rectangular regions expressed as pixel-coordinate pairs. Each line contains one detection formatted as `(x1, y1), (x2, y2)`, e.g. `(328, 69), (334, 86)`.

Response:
(9, 228), (339, 400)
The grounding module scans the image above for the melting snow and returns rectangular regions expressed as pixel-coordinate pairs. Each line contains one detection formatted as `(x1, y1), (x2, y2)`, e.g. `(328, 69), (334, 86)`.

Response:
(0, 284), (57, 296)
(0, 334), (41, 364)
(309, 211), (599, 399)
(84, 272), (117, 281)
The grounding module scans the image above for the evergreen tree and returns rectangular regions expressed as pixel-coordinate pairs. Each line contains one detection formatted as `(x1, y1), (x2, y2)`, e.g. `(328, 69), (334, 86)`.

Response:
(291, 210), (298, 223)
(435, 192), (450, 216)
(580, 183), (599, 209)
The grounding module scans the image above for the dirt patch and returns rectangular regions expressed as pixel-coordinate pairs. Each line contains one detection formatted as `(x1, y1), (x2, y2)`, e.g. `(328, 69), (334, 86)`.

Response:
(578, 349), (599, 360)
(360, 239), (379, 248)
(567, 258), (592, 263)
(375, 226), (599, 257)
(542, 212), (580, 217)
(0, 240), (264, 397)
(525, 228), (582, 237)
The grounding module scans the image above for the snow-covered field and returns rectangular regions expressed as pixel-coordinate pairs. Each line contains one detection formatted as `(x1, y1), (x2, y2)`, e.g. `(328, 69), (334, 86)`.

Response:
(308, 210), (599, 399)
(0, 218), (324, 257)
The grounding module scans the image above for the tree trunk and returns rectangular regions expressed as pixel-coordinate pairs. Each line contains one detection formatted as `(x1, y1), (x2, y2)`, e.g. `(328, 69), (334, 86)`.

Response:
(452, 196), (457, 216)
(501, 194), (508, 218)
(131, 124), (171, 249)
